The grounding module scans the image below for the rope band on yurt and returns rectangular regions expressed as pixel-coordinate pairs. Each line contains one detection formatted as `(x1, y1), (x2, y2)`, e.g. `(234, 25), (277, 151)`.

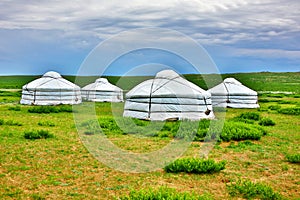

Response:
(148, 78), (156, 119)
(203, 96), (211, 115)
(223, 82), (230, 103)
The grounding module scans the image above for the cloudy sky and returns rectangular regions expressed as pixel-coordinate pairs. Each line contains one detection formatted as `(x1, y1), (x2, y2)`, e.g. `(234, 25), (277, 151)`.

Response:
(0, 0), (299, 75)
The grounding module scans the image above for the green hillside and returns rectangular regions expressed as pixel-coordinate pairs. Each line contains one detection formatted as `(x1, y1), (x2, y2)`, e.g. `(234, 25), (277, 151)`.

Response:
(0, 72), (299, 93)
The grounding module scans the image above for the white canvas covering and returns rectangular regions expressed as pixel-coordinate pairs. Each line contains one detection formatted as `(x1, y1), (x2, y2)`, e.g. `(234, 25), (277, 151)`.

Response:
(20, 71), (82, 105)
(123, 70), (214, 121)
(208, 78), (259, 108)
(81, 78), (123, 102)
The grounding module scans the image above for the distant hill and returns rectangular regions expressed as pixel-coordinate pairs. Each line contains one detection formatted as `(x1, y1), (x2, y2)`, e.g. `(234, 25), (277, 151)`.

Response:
(0, 72), (299, 93)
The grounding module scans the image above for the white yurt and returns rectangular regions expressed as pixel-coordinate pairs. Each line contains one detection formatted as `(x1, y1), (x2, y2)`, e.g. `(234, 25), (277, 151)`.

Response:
(81, 78), (123, 102)
(208, 78), (259, 108)
(123, 70), (214, 121)
(20, 71), (82, 105)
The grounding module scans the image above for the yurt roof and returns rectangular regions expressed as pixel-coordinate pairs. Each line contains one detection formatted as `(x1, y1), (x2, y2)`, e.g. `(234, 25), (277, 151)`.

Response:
(22, 71), (80, 90)
(208, 78), (257, 96)
(82, 78), (122, 91)
(126, 70), (210, 99)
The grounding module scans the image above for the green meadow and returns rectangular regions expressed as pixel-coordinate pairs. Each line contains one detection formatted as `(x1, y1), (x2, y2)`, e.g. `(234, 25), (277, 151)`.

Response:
(0, 72), (299, 199)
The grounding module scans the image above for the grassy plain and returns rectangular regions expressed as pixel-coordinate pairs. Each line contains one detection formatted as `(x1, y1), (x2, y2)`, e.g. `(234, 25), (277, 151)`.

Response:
(0, 71), (299, 93)
(0, 72), (299, 199)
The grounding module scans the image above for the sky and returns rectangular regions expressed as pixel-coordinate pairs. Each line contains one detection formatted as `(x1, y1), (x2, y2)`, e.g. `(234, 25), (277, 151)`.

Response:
(0, 0), (299, 76)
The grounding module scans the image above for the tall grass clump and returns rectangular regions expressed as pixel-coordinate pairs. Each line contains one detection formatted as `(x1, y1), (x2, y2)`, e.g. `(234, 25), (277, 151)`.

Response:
(285, 154), (300, 163)
(28, 105), (73, 114)
(0, 119), (4, 125)
(24, 130), (54, 140)
(164, 158), (226, 174)
(227, 179), (283, 200)
(8, 106), (21, 111)
(38, 121), (55, 127)
(5, 120), (22, 126)
(119, 187), (212, 200)
(98, 117), (123, 135)
(231, 112), (261, 124)
(268, 105), (281, 111)
(259, 117), (275, 126)
(278, 107), (300, 115)
(220, 122), (266, 141)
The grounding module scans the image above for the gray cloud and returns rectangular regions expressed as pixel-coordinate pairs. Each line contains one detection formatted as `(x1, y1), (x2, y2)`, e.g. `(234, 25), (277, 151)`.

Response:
(0, 0), (299, 73)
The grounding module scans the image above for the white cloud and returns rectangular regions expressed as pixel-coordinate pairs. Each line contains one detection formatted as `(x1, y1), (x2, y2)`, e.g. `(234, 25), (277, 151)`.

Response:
(234, 48), (300, 59)
(0, 0), (299, 68)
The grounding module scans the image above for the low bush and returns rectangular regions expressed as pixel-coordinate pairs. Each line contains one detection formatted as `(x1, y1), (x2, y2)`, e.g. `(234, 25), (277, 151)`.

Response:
(268, 105), (281, 110)
(57, 105), (73, 112)
(164, 158), (226, 174)
(265, 93), (284, 98)
(227, 179), (283, 200)
(28, 105), (73, 114)
(227, 140), (254, 149)
(286, 154), (300, 163)
(0, 119), (22, 126)
(119, 187), (212, 200)
(194, 120), (266, 142)
(24, 130), (54, 140)
(259, 118), (275, 126)
(236, 112), (261, 121)
(220, 122), (265, 141)
(98, 117), (123, 134)
(38, 121), (55, 127)
(8, 106), (21, 111)
(5, 120), (22, 126)
(278, 100), (298, 105)
(259, 98), (271, 103)
(0, 90), (21, 97)
(278, 107), (300, 115)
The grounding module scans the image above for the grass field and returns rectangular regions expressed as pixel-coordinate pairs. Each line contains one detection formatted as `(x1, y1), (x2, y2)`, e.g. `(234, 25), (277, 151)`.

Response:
(0, 71), (299, 93)
(0, 73), (299, 199)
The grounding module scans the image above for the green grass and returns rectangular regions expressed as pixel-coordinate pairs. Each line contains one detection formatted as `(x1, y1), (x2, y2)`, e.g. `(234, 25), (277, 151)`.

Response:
(1, 72), (300, 93)
(227, 179), (284, 199)
(24, 130), (54, 140)
(0, 74), (299, 199)
(119, 187), (212, 200)
(28, 105), (73, 113)
(285, 154), (300, 163)
(164, 158), (226, 174)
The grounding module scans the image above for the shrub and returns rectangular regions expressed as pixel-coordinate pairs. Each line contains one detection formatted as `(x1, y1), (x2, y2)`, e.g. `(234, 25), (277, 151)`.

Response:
(132, 118), (150, 127)
(28, 106), (59, 113)
(268, 105), (281, 110)
(278, 107), (300, 115)
(220, 122), (265, 141)
(236, 112), (261, 121)
(24, 130), (54, 140)
(38, 121), (55, 127)
(278, 100), (297, 104)
(286, 154), (300, 163)
(230, 117), (255, 124)
(259, 98), (270, 103)
(8, 106), (21, 111)
(98, 117), (123, 134)
(119, 187), (212, 200)
(0, 119), (4, 125)
(227, 140), (254, 149)
(259, 118), (275, 126)
(5, 120), (22, 126)
(28, 105), (73, 114)
(164, 158), (226, 174)
(58, 105), (73, 112)
(227, 179), (283, 200)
